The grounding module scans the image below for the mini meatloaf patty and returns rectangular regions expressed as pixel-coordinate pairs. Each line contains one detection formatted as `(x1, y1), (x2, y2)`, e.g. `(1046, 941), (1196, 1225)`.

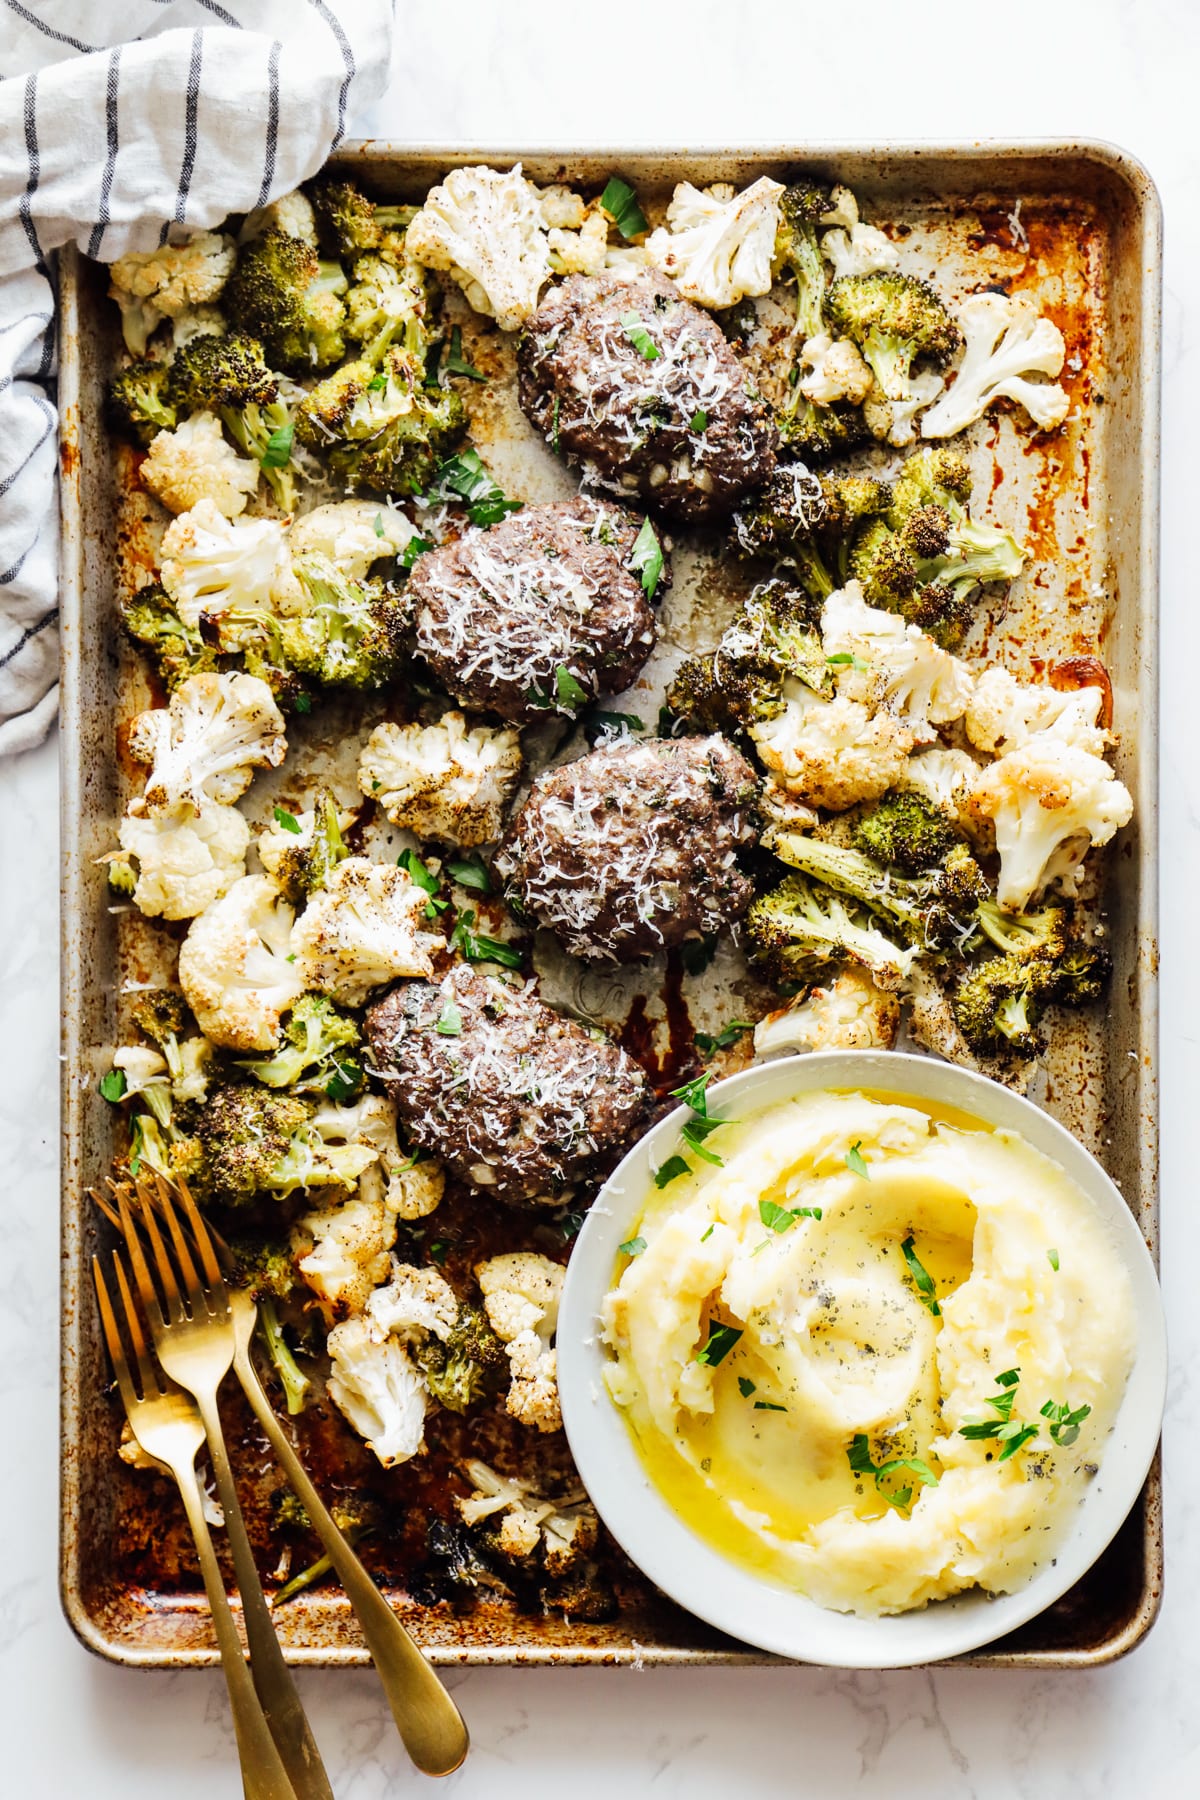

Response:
(365, 965), (648, 1205)
(517, 270), (779, 523)
(495, 733), (760, 962)
(406, 495), (662, 725)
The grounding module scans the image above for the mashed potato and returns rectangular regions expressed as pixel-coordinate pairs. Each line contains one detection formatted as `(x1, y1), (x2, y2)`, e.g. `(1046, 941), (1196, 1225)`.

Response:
(601, 1088), (1136, 1615)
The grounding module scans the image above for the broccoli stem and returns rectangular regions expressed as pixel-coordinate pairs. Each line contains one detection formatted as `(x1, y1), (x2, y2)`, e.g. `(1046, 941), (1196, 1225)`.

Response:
(257, 1298), (311, 1415)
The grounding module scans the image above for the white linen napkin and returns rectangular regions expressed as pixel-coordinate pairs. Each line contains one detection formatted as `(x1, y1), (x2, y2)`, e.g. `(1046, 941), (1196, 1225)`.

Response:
(0, 0), (395, 756)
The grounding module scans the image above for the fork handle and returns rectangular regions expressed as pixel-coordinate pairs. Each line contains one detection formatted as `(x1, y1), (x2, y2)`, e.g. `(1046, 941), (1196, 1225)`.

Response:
(173, 1461), (301, 1800)
(234, 1346), (470, 1779)
(194, 1388), (335, 1800)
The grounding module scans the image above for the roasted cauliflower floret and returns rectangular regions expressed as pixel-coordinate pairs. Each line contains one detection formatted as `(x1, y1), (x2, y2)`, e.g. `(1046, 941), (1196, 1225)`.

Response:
(357, 712), (523, 847)
(325, 1315), (428, 1468)
(365, 1260), (459, 1345)
(292, 1193), (397, 1321)
(140, 412), (261, 518)
(753, 966), (901, 1058)
(255, 791), (353, 902)
(290, 857), (440, 1006)
(965, 724), (1133, 910)
(821, 222), (901, 282)
(896, 746), (984, 830)
(476, 1251), (564, 1434)
(127, 673), (287, 817)
(750, 680), (914, 812)
(921, 291), (1070, 440)
(964, 665), (1105, 757)
(645, 177), (784, 309)
(159, 500), (295, 631)
(286, 501), (416, 579)
(405, 163), (551, 331)
(821, 582), (973, 741)
(178, 874), (303, 1051)
(114, 802), (250, 921)
(796, 333), (875, 406)
(108, 231), (236, 354)
(456, 1459), (598, 1573)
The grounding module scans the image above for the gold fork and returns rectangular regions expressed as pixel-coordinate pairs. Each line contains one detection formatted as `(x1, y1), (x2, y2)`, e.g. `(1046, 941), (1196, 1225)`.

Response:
(112, 1179), (470, 1778)
(92, 1252), (300, 1800)
(116, 1181), (334, 1800)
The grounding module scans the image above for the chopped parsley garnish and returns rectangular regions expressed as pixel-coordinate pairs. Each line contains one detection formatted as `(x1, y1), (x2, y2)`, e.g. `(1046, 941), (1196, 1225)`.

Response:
(695, 1322), (742, 1367)
(844, 1140), (870, 1180)
(694, 1020), (752, 1057)
(690, 409), (708, 432)
(618, 1235), (647, 1258)
(681, 1113), (727, 1166)
(1040, 1398), (1092, 1447)
(449, 908), (523, 970)
(654, 1155), (690, 1189)
(600, 176), (648, 240)
(700, 1223), (714, 1241)
(428, 1239), (451, 1265)
(629, 515), (664, 600)
(847, 1434), (940, 1512)
(900, 1235), (941, 1316)
(367, 371), (388, 392)
(584, 710), (644, 741)
(754, 1400), (787, 1413)
(737, 1376), (756, 1398)
(294, 692), (312, 714)
(959, 1369), (1042, 1460)
(621, 312), (661, 361)
(444, 325), (486, 381)
(826, 651), (868, 672)
(99, 1068), (127, 1103)
(324, 1059), (362, 1102)
(373, 512), (386, 538)
(434, 449), (522, 527)
(401, 535), (431, 570)
(555, 665), (589, 710)
(435, 1000), (462, 1037)
(445, 855), (491, 895)
(272, 806), (301, 835)
(397, 847), (439, 894)
(671, 1069), (713, 1115)
(680, 934), (718, 976)
(758, 1197), (822, 1233)
(1048, 1248), (1060, 1271)
(261, 422), (294, 468)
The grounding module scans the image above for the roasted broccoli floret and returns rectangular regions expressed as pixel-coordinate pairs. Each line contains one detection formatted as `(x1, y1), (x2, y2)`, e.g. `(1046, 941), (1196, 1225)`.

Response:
(257, 1296), (311, 1415)
(308, 176), (417, 259)
(734, 464), (892, 596)
(195, 1085), (312, 1203)
(107, 359), (178, 446)
(951, 900), (1111, 1054)
(119, 583), (222, 689)
(295, 349), (466, 497)
(776, 392), (871, 463)
(746, 872), (920, 990)
(343, 251), (435, 373)
(775, 180), (832, 342)
(770, 829), (989, 955)
(826, 271), (963, 404)
(853, 791), (958, 872)
(166, 331), (295, 510)
(666, 579), (827, 733)
(415, 1304), (509, 1415)
(259, 795), (351, 905)
(239, 991), (361, 1092)
(275, 554), (408, 689)
(227, 1235), (297, 1301)
(223, 226), (348, 373)
(847, 446), (1025, 646)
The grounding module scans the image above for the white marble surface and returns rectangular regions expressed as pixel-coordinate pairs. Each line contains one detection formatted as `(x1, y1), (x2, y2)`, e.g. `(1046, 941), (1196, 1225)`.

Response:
(3, 0), (1198, 1790)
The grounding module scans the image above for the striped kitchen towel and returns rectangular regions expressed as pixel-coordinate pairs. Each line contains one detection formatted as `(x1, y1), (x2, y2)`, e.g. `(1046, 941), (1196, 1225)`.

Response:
(0, 0), (395, 756)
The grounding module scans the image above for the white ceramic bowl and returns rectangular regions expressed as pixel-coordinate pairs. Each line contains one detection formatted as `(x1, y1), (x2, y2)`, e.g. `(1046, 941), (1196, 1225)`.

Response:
(558, 1051), (1166, 1669)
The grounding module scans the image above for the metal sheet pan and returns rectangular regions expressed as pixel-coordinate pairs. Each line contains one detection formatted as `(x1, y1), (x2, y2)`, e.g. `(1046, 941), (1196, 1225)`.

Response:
(59, 140), (1162, 1669)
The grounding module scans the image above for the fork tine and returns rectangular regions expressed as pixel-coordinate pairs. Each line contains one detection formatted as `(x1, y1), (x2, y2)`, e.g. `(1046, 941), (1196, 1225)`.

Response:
(92, 1256), (141, 1417)
(112, 1249), (164, 1400)
(173, 1176), (227, 1298)
(118, 1182), (173, 1330)
(151, 1175), (208, 1312)
(91, 1184), (121, 1231)
(132, 1180), (189, 1326)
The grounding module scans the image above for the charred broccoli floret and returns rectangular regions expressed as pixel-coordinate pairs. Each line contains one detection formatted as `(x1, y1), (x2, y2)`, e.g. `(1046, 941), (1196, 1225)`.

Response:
(853, 791), (958, 873)
(166, 330), (295, 510)
(733, 464), (892, 597)
(776, 392), (871, 463)
(226, 1235), (297, 1301)
(666, 579), (827, 733)
(746, 872), (921, 990)
(195, 1085), (313, 1204)
(107, 359), (178, 446)
(308, 176), (417, 259)
(775, 180), (832, 342)
(770, 830), (989, 955)
(343, 251), (435, 372)
(223, 226), (348, 373)
(826, 271), (963, 404)
(259, 795), (351, 905)
(847, 446), (1025, 646)
(952, 900), (1112, 1054)
(295, 349), (466, 497)
(415, 1305), (509, 1414)
(275, 554), (408, 689)
(239, 991), (361, 1092)
(119, 583), (222, 689)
